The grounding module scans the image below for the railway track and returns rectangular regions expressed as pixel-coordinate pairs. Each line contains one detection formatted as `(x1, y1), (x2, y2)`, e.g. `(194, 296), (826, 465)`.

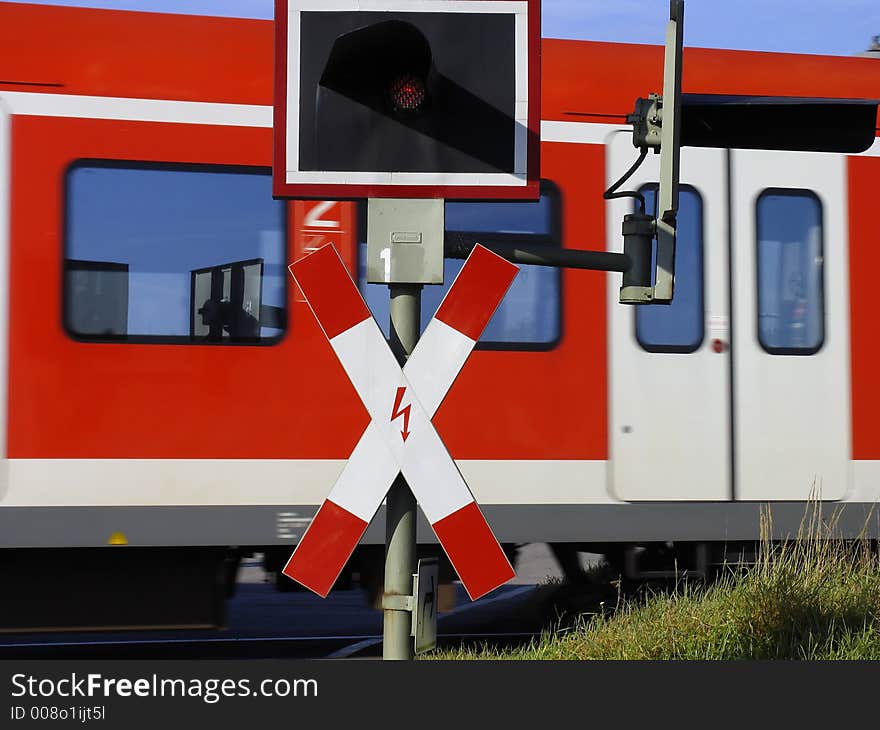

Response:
(0, 630), (541, 660)
(0, 583), (560, 660)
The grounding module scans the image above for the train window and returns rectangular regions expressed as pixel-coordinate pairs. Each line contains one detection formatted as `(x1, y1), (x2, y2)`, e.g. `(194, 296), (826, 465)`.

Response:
(756, 190), (824, 354)
(64, 162), (286, 344)
(358, 181), (561, 349)
(635, 185), (705, 353)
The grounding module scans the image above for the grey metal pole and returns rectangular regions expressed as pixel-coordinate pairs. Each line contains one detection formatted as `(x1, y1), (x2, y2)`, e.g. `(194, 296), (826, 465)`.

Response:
(383, 283), (421, 660)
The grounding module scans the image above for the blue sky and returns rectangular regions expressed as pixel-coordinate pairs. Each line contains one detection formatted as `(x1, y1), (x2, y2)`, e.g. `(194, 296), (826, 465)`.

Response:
(8, 0), (880, 57)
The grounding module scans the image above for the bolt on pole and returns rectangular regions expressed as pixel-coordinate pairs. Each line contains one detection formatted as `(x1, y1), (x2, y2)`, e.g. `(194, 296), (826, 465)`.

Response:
(383, 283), (421, 660)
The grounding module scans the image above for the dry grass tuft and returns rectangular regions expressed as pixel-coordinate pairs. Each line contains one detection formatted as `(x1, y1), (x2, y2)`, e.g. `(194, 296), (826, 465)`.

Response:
(434, 503), (880, 660)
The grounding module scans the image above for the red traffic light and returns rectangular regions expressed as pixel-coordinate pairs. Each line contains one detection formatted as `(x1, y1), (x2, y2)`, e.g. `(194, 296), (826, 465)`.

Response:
(389, 73), (427, 114)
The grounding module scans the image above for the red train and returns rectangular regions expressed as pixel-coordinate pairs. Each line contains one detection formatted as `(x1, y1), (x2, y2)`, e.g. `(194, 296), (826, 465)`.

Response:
(0, 3), (878, 629)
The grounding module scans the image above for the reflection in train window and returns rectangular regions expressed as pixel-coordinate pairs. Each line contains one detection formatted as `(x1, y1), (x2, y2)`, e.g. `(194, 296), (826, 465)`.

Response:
(756, 190), (824, 354)
(359, 181), (561, 349)
(635, 185), (704, 353)
(64, 163), (286, 343)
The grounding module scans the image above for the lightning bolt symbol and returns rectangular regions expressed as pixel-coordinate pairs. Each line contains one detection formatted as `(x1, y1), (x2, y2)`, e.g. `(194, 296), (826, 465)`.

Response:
(390, 386), (412, 443)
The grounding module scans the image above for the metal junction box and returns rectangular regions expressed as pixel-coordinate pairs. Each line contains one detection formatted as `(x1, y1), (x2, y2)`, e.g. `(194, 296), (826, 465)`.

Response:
(366, 198), (445, 285)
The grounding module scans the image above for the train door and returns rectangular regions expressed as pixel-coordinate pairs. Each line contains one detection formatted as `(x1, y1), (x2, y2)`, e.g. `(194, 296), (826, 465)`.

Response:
(730, 151), (850, 500)
(607, 131), (730, 500)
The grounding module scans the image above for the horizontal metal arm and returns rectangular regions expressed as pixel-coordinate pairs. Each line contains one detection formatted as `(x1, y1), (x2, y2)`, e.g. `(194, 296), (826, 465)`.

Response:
(444, 232), (631, 273)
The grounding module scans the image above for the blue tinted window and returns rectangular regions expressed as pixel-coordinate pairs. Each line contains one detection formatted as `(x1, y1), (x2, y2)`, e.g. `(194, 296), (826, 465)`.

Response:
(445, 195), (553, 234)
(360, 185), (561, 347)
(635, 186), (704, 352)
(756, 190), (823, 353)
(65, 164), (286, 343)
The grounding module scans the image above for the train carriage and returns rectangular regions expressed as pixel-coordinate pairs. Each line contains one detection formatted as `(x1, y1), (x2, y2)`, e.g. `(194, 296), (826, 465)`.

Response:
(0, 2), (878, 629)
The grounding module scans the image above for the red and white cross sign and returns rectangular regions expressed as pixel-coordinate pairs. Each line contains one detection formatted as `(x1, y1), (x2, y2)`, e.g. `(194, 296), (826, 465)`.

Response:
(284, 243), (518, 600)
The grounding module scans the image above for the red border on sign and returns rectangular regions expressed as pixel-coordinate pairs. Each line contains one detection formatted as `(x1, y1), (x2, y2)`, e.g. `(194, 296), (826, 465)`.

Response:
(274, 0), (289, 197)
(272, 0), (541, 201)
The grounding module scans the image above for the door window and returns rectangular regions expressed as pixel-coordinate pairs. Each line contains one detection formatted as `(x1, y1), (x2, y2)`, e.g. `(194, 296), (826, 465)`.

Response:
(756, 189), (824, 354)
(635, 185), (705, 353)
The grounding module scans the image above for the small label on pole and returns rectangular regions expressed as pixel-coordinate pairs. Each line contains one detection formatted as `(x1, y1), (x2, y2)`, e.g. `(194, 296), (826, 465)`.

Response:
(391, 232), (422, 244)
(413, 558), (439, 654)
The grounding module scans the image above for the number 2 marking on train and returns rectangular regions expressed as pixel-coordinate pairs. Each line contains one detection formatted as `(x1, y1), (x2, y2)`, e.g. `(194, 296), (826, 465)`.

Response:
(303, 201), (340, 229)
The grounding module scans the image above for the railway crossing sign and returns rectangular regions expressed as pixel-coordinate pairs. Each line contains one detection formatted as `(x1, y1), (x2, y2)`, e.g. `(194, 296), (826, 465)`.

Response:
(284, 243), (518, 600)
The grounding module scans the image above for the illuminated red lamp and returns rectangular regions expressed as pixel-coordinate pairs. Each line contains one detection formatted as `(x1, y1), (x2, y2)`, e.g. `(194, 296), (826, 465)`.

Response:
(389, 73), (427, 114)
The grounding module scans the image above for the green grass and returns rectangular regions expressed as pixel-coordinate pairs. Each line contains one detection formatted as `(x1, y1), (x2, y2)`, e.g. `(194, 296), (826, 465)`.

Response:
(434, 507), (880, 660)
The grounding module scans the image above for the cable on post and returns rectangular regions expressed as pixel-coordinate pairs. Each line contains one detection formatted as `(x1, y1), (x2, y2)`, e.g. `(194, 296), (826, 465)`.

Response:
(603, 146), (649, 214)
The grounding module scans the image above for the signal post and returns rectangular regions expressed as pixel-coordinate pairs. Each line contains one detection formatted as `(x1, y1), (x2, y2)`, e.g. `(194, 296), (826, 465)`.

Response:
(368, 199), (439, 660)
(274, 0), (541, 659)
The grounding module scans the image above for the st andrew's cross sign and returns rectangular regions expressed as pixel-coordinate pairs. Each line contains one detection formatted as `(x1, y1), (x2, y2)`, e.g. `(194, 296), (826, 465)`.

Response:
(284, 243), (518, 600)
